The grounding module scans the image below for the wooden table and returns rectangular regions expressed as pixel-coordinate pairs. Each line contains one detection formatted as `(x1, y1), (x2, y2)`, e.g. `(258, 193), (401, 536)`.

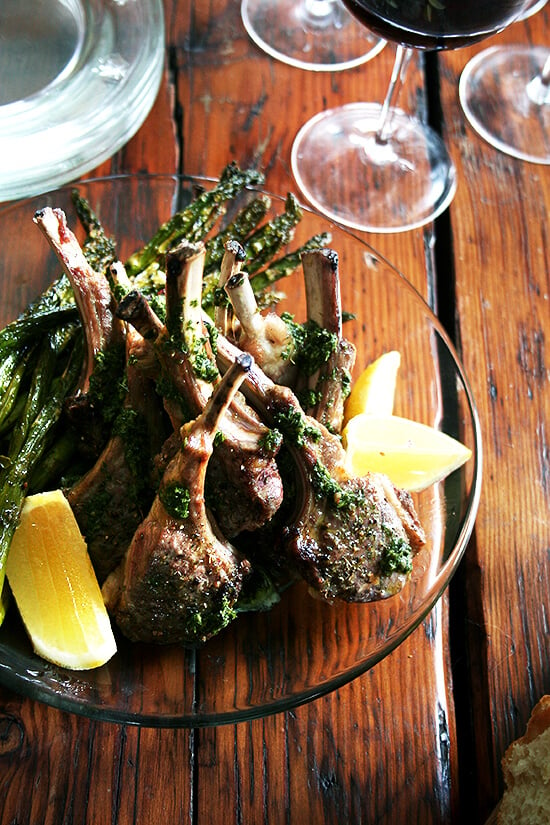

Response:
(1, 2), (549, 823)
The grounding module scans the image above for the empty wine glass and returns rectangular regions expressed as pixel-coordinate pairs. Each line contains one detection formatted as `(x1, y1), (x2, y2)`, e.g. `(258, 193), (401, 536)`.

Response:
(459, 0), (550, 164)
(290, 0), (533, 233)
(241, 0), (385, 71)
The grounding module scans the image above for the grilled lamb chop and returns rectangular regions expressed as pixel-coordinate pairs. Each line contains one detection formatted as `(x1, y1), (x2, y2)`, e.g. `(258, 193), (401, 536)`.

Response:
(33, 212), (168, 578)
(33, 207), (126, 457)
(298, 248), (356, 434)
(66, 322), (169, 582)
(116, 240), (284, 537)
(214, 333), (426, 603)
(102, 355), (254, 645)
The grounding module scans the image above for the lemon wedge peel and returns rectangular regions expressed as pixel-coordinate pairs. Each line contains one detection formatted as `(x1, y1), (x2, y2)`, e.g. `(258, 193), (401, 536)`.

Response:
(342, 414), (472, 493)
(343, 350), (401, 424)
(6, 490), (116, 670)
(0, 581), (9, 626)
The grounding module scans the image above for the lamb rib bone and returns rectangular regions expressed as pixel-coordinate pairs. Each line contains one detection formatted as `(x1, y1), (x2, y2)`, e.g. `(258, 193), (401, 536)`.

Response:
(299, 248), (356, 434)
(214, 331), (426, 603)
(33, 207), (125, 397)
(67, 320), (169, 582)
(224, 268), (298, 386)
(164, 239), (284, 536)
(102, 354), (254, 645)
(33, 207), (126, 457)
(214, 239), (246, 335)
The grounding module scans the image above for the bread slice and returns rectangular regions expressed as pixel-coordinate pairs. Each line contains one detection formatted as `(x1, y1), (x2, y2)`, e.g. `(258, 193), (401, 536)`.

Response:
(497, 695), (550, 824)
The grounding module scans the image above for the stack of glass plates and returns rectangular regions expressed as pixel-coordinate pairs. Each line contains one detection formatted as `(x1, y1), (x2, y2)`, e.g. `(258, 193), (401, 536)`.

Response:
(0, 0), (165, 202)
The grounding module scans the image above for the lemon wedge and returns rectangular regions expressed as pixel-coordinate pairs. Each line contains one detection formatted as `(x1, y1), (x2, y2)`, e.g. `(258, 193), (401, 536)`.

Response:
(343, 350), (401, 424)
(6, 490), (116, 670)
(342, 414), (472, 492)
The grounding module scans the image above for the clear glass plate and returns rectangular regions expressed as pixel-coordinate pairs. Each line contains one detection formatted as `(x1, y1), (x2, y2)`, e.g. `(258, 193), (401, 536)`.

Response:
(0, 175), (482, 727)
(0, 1), (164, 202)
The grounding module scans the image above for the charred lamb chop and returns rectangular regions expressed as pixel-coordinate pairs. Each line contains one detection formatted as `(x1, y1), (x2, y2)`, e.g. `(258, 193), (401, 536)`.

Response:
(34, 210), (169, 580)
(116, 240), (284, 537)
(102, 354), (254, 645)
(66, 321), (169, 581)
(214, 332), (426, 603)
(222, 246), (355, 433)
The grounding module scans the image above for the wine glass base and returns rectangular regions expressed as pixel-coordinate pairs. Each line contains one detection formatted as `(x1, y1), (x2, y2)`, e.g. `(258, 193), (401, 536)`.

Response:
(460, 46), (550, 165)
(519, 0), (548, 19)
(291, 103), (457, 233)
(241, 0), (385, 72)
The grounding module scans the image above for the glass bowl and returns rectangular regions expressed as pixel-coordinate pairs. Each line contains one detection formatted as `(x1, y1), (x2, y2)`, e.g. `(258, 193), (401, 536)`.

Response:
(0, 174), (482, 727)
(0, 0), (164, 202)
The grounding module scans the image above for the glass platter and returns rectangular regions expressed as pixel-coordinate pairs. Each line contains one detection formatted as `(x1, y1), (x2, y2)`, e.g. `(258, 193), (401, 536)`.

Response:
(0, 0), (164, 202)
(0, 174), (482, 727)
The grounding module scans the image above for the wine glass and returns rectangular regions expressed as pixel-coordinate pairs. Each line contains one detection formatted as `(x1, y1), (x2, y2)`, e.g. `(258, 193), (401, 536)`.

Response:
(241, 0), (385, 71)
(459, 0), (550, 164)
(290, 0), (533, 233)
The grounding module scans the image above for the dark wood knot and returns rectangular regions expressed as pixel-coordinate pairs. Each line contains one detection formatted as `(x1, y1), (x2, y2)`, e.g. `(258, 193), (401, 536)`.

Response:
(0, 713), (25, 757)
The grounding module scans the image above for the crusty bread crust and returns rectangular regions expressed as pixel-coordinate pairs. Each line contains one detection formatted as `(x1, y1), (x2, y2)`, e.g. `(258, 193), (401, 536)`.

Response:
(515, 695), (550, 745)
(496, 695), (550, 824)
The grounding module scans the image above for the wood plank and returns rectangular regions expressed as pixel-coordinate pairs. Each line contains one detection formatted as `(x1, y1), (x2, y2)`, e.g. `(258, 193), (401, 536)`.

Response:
(440, 7), (550, 821)
(0, 1), (467, 823)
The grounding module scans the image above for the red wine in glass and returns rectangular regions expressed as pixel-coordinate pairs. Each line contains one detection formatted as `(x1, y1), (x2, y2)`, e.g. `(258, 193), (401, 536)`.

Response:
(342, 0), (530, 48)
(290, 0), (531, 231)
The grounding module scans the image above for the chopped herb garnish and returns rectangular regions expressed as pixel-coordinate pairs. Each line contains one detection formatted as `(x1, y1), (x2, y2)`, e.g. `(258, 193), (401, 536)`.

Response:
(159, 482), (191, 520)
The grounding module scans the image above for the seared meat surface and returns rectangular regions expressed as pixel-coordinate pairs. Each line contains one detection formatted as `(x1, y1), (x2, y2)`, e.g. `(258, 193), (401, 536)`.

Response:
(215, 333), (426, 603)
(116, 239), (284, 537)
(102, 355), (253, 645)
(32, 204), (430, 642)
(67, 325), (169, 582)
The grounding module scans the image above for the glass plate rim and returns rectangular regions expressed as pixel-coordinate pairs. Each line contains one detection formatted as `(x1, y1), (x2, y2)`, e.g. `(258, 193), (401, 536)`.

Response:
(0, 172), (483, 727)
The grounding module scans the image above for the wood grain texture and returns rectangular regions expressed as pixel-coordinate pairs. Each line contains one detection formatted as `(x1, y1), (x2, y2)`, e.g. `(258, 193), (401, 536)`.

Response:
(0, 1), (458, 821)
(6, 0), (548, 822)
(440, 7), (550, 822)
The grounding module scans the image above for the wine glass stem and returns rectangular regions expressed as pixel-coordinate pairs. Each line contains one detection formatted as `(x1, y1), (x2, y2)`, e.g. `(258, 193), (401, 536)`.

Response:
(377, 46), (414, 143)
(303, 0), (337, 22)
